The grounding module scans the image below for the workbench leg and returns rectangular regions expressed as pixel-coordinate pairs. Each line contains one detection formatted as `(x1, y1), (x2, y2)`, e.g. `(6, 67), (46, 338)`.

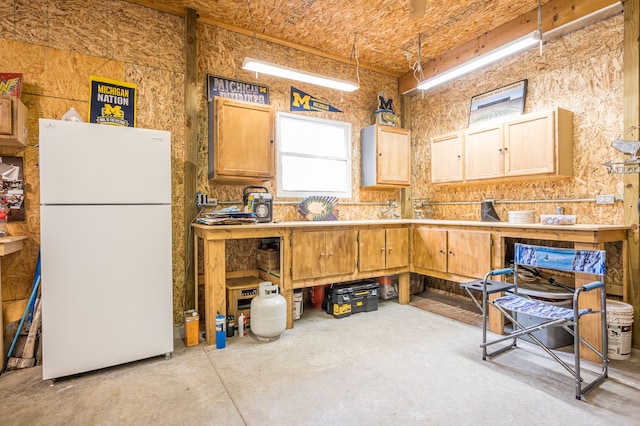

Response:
(575, 242), (604, 363)
(204, 240), (225, 346)
(398, 272), (410, 304)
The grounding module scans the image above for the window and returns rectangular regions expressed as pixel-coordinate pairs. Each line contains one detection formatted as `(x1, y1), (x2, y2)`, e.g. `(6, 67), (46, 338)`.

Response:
(277, 112), (352, 198)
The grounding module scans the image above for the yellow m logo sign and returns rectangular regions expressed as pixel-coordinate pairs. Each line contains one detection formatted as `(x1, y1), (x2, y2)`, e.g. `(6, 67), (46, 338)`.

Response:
(292, 92), (311, 110)
(101, 104), (124, 119)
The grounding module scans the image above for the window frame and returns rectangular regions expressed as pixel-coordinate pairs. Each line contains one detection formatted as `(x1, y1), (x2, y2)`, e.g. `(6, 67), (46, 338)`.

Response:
(276, 112), (352, 199)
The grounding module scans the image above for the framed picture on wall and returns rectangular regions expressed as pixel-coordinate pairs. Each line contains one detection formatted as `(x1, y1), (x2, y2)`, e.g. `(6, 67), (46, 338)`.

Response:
(469, 79), (527, 126)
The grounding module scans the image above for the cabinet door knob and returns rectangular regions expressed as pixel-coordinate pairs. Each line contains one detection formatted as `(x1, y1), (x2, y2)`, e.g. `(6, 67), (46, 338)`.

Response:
(449, 250), (454, 255)
(328, 252), (333, 256)
(388, 247), (392, 252)
(439, 250), (445, 254)
(320, 252), (325, 257)
(498, 148), (502, 152)
(504, 147), (508, 151)
(380, 247), (385, 252)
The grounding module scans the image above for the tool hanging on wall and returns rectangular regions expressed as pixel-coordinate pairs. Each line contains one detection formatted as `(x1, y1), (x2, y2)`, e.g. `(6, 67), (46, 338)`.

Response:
(2, 251), (41, 374)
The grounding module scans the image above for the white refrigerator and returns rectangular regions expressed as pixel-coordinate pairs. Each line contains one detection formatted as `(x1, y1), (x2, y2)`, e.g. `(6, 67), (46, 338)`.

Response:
(39, 119), (174, 380)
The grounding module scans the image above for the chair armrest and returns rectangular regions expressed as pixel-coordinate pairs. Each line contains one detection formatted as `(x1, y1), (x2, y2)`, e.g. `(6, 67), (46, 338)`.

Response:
(488, 268), (513, 277)
(579, 281), (604, 292)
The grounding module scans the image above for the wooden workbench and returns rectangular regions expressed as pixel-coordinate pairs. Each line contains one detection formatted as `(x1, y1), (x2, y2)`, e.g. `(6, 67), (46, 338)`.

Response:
(193, 220), (630, 360)
(0, 236), (27, 367)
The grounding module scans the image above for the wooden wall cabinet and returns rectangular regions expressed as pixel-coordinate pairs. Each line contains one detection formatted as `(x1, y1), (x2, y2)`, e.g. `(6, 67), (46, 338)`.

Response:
(291, 230), (356, 280)
(208, 97), (275, 182)
(464, 122), (504, 181)
(0, 96), (28, 147)
(358, 227), (408, 272)
(431, 107), (573, 185)
(361, 124), (411, 188)
(504, 108), (573, 178)
(431, 131), (464, 183)
(413, 227), (491, 280)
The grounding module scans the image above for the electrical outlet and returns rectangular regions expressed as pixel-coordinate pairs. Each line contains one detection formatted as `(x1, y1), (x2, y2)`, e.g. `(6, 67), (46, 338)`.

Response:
(196, 192), (208, 207)
(595, 194), (615, 205)
(196, 192), (217, 207)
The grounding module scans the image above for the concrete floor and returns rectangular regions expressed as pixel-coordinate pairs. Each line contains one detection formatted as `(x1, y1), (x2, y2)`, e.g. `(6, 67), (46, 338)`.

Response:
(1, 299), (639, 425)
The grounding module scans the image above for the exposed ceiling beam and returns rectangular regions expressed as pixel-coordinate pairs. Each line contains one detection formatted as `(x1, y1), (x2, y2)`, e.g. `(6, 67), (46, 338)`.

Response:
(400, 0), (623, 94)
(124, 0), (399, 77)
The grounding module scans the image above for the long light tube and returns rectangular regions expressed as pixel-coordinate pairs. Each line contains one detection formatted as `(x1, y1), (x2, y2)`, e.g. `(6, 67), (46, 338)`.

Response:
(242, 57), (359, 92)
(417, 31), (541, 91)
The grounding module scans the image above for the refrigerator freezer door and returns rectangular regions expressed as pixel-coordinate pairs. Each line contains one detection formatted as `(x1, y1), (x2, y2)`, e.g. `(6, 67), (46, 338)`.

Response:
(39, 119), (171, 205)
(41, 204), (173, 380)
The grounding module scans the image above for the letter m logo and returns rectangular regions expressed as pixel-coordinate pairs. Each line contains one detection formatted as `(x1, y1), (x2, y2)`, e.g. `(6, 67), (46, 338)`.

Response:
(292, 92), (311, 110)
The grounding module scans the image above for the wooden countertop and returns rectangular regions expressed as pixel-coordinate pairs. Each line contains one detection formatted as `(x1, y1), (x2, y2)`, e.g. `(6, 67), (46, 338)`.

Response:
(192, 219), (413, 231)
(0, 236), (27, 256)
(192, 219), (628, 232)
(411, 219), (630, 231)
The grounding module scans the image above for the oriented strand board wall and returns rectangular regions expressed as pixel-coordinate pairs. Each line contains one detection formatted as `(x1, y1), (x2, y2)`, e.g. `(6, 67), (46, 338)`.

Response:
(0, 0), (188, 324)
(410, 14), (625, 225)
(196, 23), (403, 229)
(410, 14), (626, 297)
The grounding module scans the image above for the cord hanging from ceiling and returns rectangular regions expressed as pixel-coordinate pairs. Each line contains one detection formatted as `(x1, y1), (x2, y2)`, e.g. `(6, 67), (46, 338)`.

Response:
(246, 0), (263, 61)
(411, 33), (425, 85)
(537, 0), (543, 56)
(348, 32), (361, 87)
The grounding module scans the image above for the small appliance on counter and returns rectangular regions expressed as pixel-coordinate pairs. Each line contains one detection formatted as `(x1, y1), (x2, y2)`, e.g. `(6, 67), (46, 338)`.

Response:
(480, 199), (501, 222)
(243, 186), (273, 223)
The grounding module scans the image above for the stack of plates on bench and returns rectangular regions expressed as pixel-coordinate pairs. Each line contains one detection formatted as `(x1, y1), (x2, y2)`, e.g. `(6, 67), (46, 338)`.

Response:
(507, 210), (535, 224)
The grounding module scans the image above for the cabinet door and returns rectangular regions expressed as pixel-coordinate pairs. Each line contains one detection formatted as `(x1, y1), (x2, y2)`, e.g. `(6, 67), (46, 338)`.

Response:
(385, 228), (408, 269)
(358, 229), (386, 272)
(291, 231), (326, 280)
(413, 228), (447, 272)
(504, 110), (555, 176)
(213, 98), (274, 180)
(376, 126), (411, 186)
(0, 96), (27, 147)
(325, 230), (356, 276)
(447, 230), (491, 278)
(465, 123), (503, 180)
(431, 131), (464, 183)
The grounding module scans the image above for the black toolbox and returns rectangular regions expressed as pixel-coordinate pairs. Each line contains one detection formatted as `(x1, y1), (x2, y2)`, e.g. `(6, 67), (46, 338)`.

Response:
(325, 280), (379, 318)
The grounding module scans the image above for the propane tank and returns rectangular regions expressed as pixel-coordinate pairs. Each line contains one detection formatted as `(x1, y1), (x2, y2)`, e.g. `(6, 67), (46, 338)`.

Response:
(250, 281), (286, 341)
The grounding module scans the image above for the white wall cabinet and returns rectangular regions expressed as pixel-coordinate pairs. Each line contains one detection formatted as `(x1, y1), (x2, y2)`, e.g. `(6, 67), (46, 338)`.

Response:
(361, 124), (411, 188)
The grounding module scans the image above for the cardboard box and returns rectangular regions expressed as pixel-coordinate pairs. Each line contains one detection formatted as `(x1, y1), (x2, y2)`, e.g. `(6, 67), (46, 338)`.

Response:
(184, 310), (200, 347)
(256, 249), (279, 272)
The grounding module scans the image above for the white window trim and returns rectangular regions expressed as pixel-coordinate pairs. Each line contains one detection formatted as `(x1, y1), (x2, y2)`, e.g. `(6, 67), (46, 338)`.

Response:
(276, 112), (352, 199)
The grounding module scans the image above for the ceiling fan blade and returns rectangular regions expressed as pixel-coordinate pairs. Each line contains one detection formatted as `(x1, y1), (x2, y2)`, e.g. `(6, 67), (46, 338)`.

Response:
(409, 0), (426, 20)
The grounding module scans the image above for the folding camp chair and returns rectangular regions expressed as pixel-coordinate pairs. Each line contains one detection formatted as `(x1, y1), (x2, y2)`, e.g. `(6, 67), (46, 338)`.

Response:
(460, 243), (608, 400)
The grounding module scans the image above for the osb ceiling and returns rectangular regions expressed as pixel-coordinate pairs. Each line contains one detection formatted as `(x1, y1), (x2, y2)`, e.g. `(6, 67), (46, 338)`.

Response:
(128, 0), (617, 80)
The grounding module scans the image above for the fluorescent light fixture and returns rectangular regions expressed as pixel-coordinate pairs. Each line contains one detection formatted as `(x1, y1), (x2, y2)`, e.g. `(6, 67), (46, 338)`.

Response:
(242, 57), (359, 92)
(417, 31), (541, 91)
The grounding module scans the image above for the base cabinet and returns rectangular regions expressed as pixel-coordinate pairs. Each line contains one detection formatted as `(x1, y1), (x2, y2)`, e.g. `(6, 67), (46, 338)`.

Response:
(413, 227), (491, 279)
(359, 228), (408, 272)
(291, 230), (356, 280)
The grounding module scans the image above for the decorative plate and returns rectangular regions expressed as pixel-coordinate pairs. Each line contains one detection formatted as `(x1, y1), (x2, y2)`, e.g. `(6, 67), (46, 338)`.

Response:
(297, 196), (339, 221)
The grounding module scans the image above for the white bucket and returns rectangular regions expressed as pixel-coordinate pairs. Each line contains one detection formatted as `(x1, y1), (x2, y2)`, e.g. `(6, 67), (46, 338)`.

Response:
(293, 290), (304, 320)
(606, 300), (634, 360)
